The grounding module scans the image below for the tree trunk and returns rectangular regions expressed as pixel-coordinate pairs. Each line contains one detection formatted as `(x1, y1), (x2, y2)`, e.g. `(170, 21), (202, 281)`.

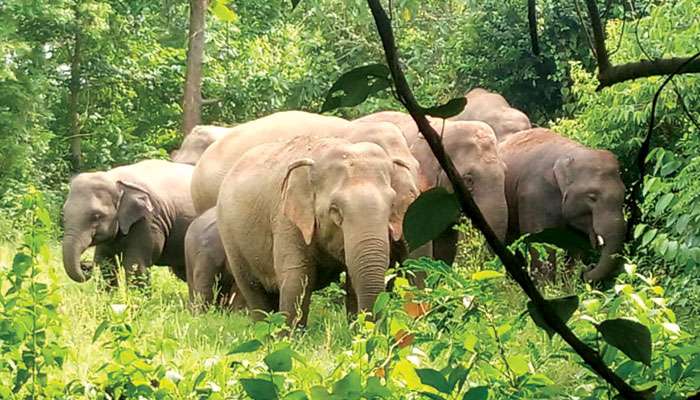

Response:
(68, 30), (82, 173)
(182, 0), (208, 136)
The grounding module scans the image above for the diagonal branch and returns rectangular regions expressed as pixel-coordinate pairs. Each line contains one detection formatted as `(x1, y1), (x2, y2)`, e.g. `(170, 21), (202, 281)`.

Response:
(583, 0), (700, 90)
(365, 0), (647, 398)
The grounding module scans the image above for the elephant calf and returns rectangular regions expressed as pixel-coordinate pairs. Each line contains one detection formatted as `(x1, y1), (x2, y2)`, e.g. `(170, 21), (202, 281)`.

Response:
(62, 160), (196, 286)
(185, 208), (245, 310)
(171, 124), (235, 165)
(450, 88), (531, 142)
(217, 136), (415, 326)
(499, 128), (626, 282)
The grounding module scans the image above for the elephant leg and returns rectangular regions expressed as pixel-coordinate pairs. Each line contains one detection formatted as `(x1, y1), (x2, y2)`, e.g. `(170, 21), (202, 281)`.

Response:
(226, 251), (274, 320)
(189, 251), (221, 309)
(95, 244), (118, 289)
(274, 235), (316, 328)
(122, 222), (163, 289)
(433, 227), (459, 266)
(217, 269), (246, 310)
(518, 183), (564, 280)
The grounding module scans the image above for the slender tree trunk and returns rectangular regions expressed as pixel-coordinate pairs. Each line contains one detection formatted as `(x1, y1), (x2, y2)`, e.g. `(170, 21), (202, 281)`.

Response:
(182, 0), (208, 136)
(68, 30), (82, 172)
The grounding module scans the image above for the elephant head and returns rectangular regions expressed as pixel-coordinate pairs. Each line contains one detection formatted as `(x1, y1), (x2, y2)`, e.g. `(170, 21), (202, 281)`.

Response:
(172, 125), (232, 165)
(280, 141), (412, 311)
(552, 151), (626, 281)
(411, 120), (509, 241)
(62, 174), (155, 282)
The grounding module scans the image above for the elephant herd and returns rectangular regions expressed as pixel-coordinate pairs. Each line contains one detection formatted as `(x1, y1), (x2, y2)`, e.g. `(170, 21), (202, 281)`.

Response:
(61, 88), (626, 325)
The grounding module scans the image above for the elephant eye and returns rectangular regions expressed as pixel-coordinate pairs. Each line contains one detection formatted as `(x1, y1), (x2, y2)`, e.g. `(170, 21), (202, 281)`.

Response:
(588, 193), (598, 202)
(92, 212), (103, 221)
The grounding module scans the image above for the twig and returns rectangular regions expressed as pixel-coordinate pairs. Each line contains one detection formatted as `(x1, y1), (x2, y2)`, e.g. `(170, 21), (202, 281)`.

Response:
(625, 51), (700, 240)
(365, 0), (646, 398)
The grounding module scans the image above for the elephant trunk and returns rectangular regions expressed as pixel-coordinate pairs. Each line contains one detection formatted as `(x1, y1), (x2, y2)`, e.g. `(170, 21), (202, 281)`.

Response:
(473, 186), (508, 242)
(344, 227), (390, 313)
(62, 229), (93, 282)
(584, 211), (626, 282)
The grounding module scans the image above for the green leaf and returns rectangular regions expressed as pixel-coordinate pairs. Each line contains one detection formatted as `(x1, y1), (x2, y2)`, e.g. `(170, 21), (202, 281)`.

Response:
(423, 97), (467, 118)
(470, 270), (504, 281)
(654, 193), (674, 214)
(506, 354), (529, 375)
(264, 347), (294, 372)
(332, 369), (362, 400)
(526, 295), (579, 338)
(416, 368), (451, 393)
(364, 376), (391, 399)
(310, 386), (331, 400)
(321, 64), (391, 112)
(12, 253), (32, 275)
(92, 321), (109, 343)
(240, 378), (278, 400)
(372, 292), (390, 315)
(641, 228), (657, 247)
(447, 366), (468, 393)
(284, 390), (308, 400)
(291, 0), (301, 9)
(403, 187), (461, 251)
(211, 0), (237, 22)
(229, 339), (263, 354)
(597, 319), (652, 366)
(419, 392), (445, 400)
(462, 386), (488, 400)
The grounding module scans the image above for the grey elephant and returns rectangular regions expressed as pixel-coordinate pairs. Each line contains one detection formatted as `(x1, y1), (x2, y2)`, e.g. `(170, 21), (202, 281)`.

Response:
(499, 128), (626, 282)
(450, 88), (531, 142)
(62, 160), (196, 286)
(355, 111), (507, 264)
(217, 136), (413, 326)
(185, 208), (245, 310)
(171, 125), (235, 165)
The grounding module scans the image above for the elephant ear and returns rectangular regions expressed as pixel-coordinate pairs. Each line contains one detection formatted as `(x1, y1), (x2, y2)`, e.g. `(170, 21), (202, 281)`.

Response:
(553, 156), (574, 203)
(116, 180), (154, 235)
(389, 159), (419, 242)
(281, 159), (316, 245)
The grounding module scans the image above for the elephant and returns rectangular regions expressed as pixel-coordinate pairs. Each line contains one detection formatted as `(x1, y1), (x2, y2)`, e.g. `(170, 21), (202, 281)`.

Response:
(355, 111), (508, 264)
(184, 207), (245, 310)
(171, 125), (235, 165)
(449, 88), (531, 142)
(498, 128), (626, 282)
(191, 111), (350, 214)
(217, 136), (414, 326)
(61, 160), (197, 286)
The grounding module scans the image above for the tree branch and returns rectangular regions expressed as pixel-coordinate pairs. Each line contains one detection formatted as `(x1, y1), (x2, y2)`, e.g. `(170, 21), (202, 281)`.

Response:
(527, 0), (540, 56)
(625, 51), (700, 240)
(365, 0), (646, 398)
(583, 0), (700, 90)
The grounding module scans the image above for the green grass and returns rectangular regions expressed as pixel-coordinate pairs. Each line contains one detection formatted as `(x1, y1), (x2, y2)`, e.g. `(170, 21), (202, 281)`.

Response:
(2, 237), (699, 398)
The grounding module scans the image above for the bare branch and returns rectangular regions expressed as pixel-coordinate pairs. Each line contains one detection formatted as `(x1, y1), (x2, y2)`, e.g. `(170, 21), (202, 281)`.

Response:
(527, 0), (540, 56)
(598, 57), (700, 90)
(584, 0), (611, 71)
(365, 0), (647, 398)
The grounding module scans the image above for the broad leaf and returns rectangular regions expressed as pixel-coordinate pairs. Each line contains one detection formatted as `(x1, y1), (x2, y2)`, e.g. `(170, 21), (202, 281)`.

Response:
(597, 319), (652, 366)
(284, 390), (308, 400)
(364, 376), (391, 399)
(462, 386), (489, 400)
(403, 187), (461, 251)
(471, 270), (504, 281)
(423, 97), (467, 118)
(527, 295), (580, 338)
(229, 339), (263, 354)
(264, 347), (294, 372)
(92, 321), (109, 343)
(321, 64), (391, 112)
(332, 369), (362, 400)
(416, 368), (451, 393)
(240, 378), (278, 400)
(447, 366), (468, 393)
(211, 0), (237, 22)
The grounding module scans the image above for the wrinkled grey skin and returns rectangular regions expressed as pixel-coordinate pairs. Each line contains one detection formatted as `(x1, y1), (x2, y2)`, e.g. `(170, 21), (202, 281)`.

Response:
(218, 137), (411, 326)
(355, 111), (508, 265)
(171, 125), (235, 165)
(61, 160), (196, 286)
(450, 88), (532, 142)
(499, 128), (626, 282)
(184, 208), (245, 310)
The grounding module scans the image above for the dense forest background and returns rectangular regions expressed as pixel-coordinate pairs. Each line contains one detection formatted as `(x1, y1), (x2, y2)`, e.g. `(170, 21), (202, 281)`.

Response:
(1, 0), (699, 398)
